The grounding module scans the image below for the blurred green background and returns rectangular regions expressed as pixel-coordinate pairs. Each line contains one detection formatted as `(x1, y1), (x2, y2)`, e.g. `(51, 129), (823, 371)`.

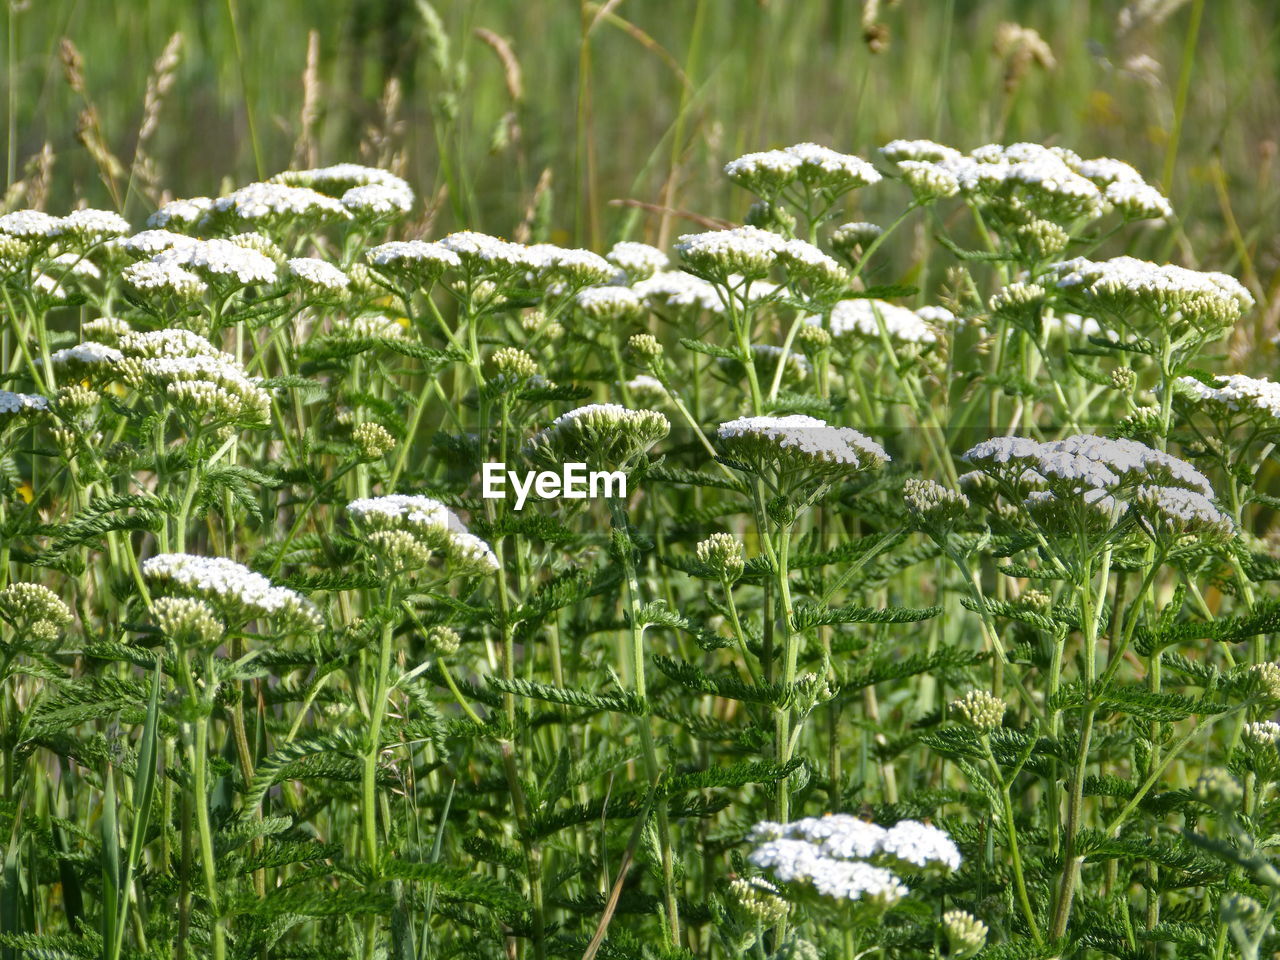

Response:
(5, 0), (1279, 318)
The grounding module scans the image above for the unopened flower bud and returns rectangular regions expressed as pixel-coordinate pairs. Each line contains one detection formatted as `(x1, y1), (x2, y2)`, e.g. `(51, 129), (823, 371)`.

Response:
(628, 333), (663, 361)
(354, 422), (396, 459)
(491, 347), (539, 380)
(1194, 767), (1242, 808)
(1015, 219), (1070, 260)
(697, 532), (745, 582)
(1110, 367), (1136, 392)
(153, 596), (225, 649)
(942, 910), (988, 959)
(426, 625), (461, 656)
(952, 690), (1004, 732)
(729, 877), (790, 926)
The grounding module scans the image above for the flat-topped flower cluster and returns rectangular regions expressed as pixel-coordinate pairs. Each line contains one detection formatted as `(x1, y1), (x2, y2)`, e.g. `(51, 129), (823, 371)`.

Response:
(746, 815), (961, 906)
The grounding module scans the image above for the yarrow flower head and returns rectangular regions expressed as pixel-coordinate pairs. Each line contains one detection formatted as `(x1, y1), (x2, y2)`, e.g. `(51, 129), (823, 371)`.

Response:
(341, 183), (414, 218)
(345, 494), (498, 575)
(50, 341), (123, 369)
(287, 257), (349, 296)
(896, 159), (960, 202)
(525, 404), (669, 472)
(273, 163), (412, 199)
(1131, 484), (1236, 542)
(353, 421), (397, 459)
(1176, 374), (1280, 427)
(142, 554), (321, 631)
(728, 877), (791, 925)
(152, 596), (225, 649)
(1249, 662), (1280, 702)
(696, 532), (745, 581)
(942, 911), (989, 959)
(574, 284), (646, 322)
(522, 244), (617, 290)
(146, 197), (213, 230)
(153, 238), (278, 287)
(606, 241), (669, 281)
(676, 226), (784, 281)
(0, 582), (73, 633)
(632, 270), (724, 314)
(121, 259), (208, 301)
(1054, 256), (1253, 336)
(0, 390), (50, 416)
(718, 415), (889, 485)
(904, 477), (969, 529)
(830, 221), (883, 256)
(209, 181), (350, 229)
(0, 209), (65, 241)
(116, 331), (271, 427)
(817, 298), (938, 345)
(117, 229), (198, 257)
(366, 240), (461, 287)
(880, 139), (962, 163)
(59, 208), (131, 242)
(951, 690), (1005, 732)
(748, 838), (906, 907)
(745, 814), (960, 909)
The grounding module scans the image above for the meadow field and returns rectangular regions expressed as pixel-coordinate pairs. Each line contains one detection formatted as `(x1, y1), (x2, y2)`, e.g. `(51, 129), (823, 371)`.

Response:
(4, 2), (1280, 958)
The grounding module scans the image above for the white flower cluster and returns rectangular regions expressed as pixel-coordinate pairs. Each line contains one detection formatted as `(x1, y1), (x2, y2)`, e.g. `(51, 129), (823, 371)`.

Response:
(117, 229), (197, 256)
(287, 257), (349, 292)
(153, 238), (278, 286)
(1054, 256), (1253, 329)
(0, 390), (49, 415)
(0, 210), (66, 239)
(146, 197), (213, 229)
(748, 839), (907, 904)
(1131, 485), (1237, 539)
(121, 260), (208, 299)
(117, 330), (271, 424)
(341, 183), (414, 216)
(606, 241), (669, 280)
(574, 284), (646, 321)
(745, 815), (961, 905)
(963, 434), (1233, 540)
(521, 244), (616, 288)
(676, 226), (776, 278)
(817, 298), (938, 345)
(61, 208), (132, 239)
(0, 208), (130, 241)
(210, 181), (350, 224)
(675, 226), (840, 288)
(878, 140), (1174, 223)
(51, 342), (124, 367)
(366, 240), (462, 288)
(118, 328), (222, 358)
(50, 252), (101, 279)
(82, 316), (131, 342)
(632, 271), (724, 313)
(142, 553), (321, 629)
(1176, 374), (1280, 424)
(273, 163), (411, 199)
(439, 230), (528, 270)
(523, 404), (669, 475)
(724, 142), (882, 196)
(718, 414), (889, 471)
(880, 139), (962, 163)
(346, 494), (499, 574)
(1242, 721), (1280, 746)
